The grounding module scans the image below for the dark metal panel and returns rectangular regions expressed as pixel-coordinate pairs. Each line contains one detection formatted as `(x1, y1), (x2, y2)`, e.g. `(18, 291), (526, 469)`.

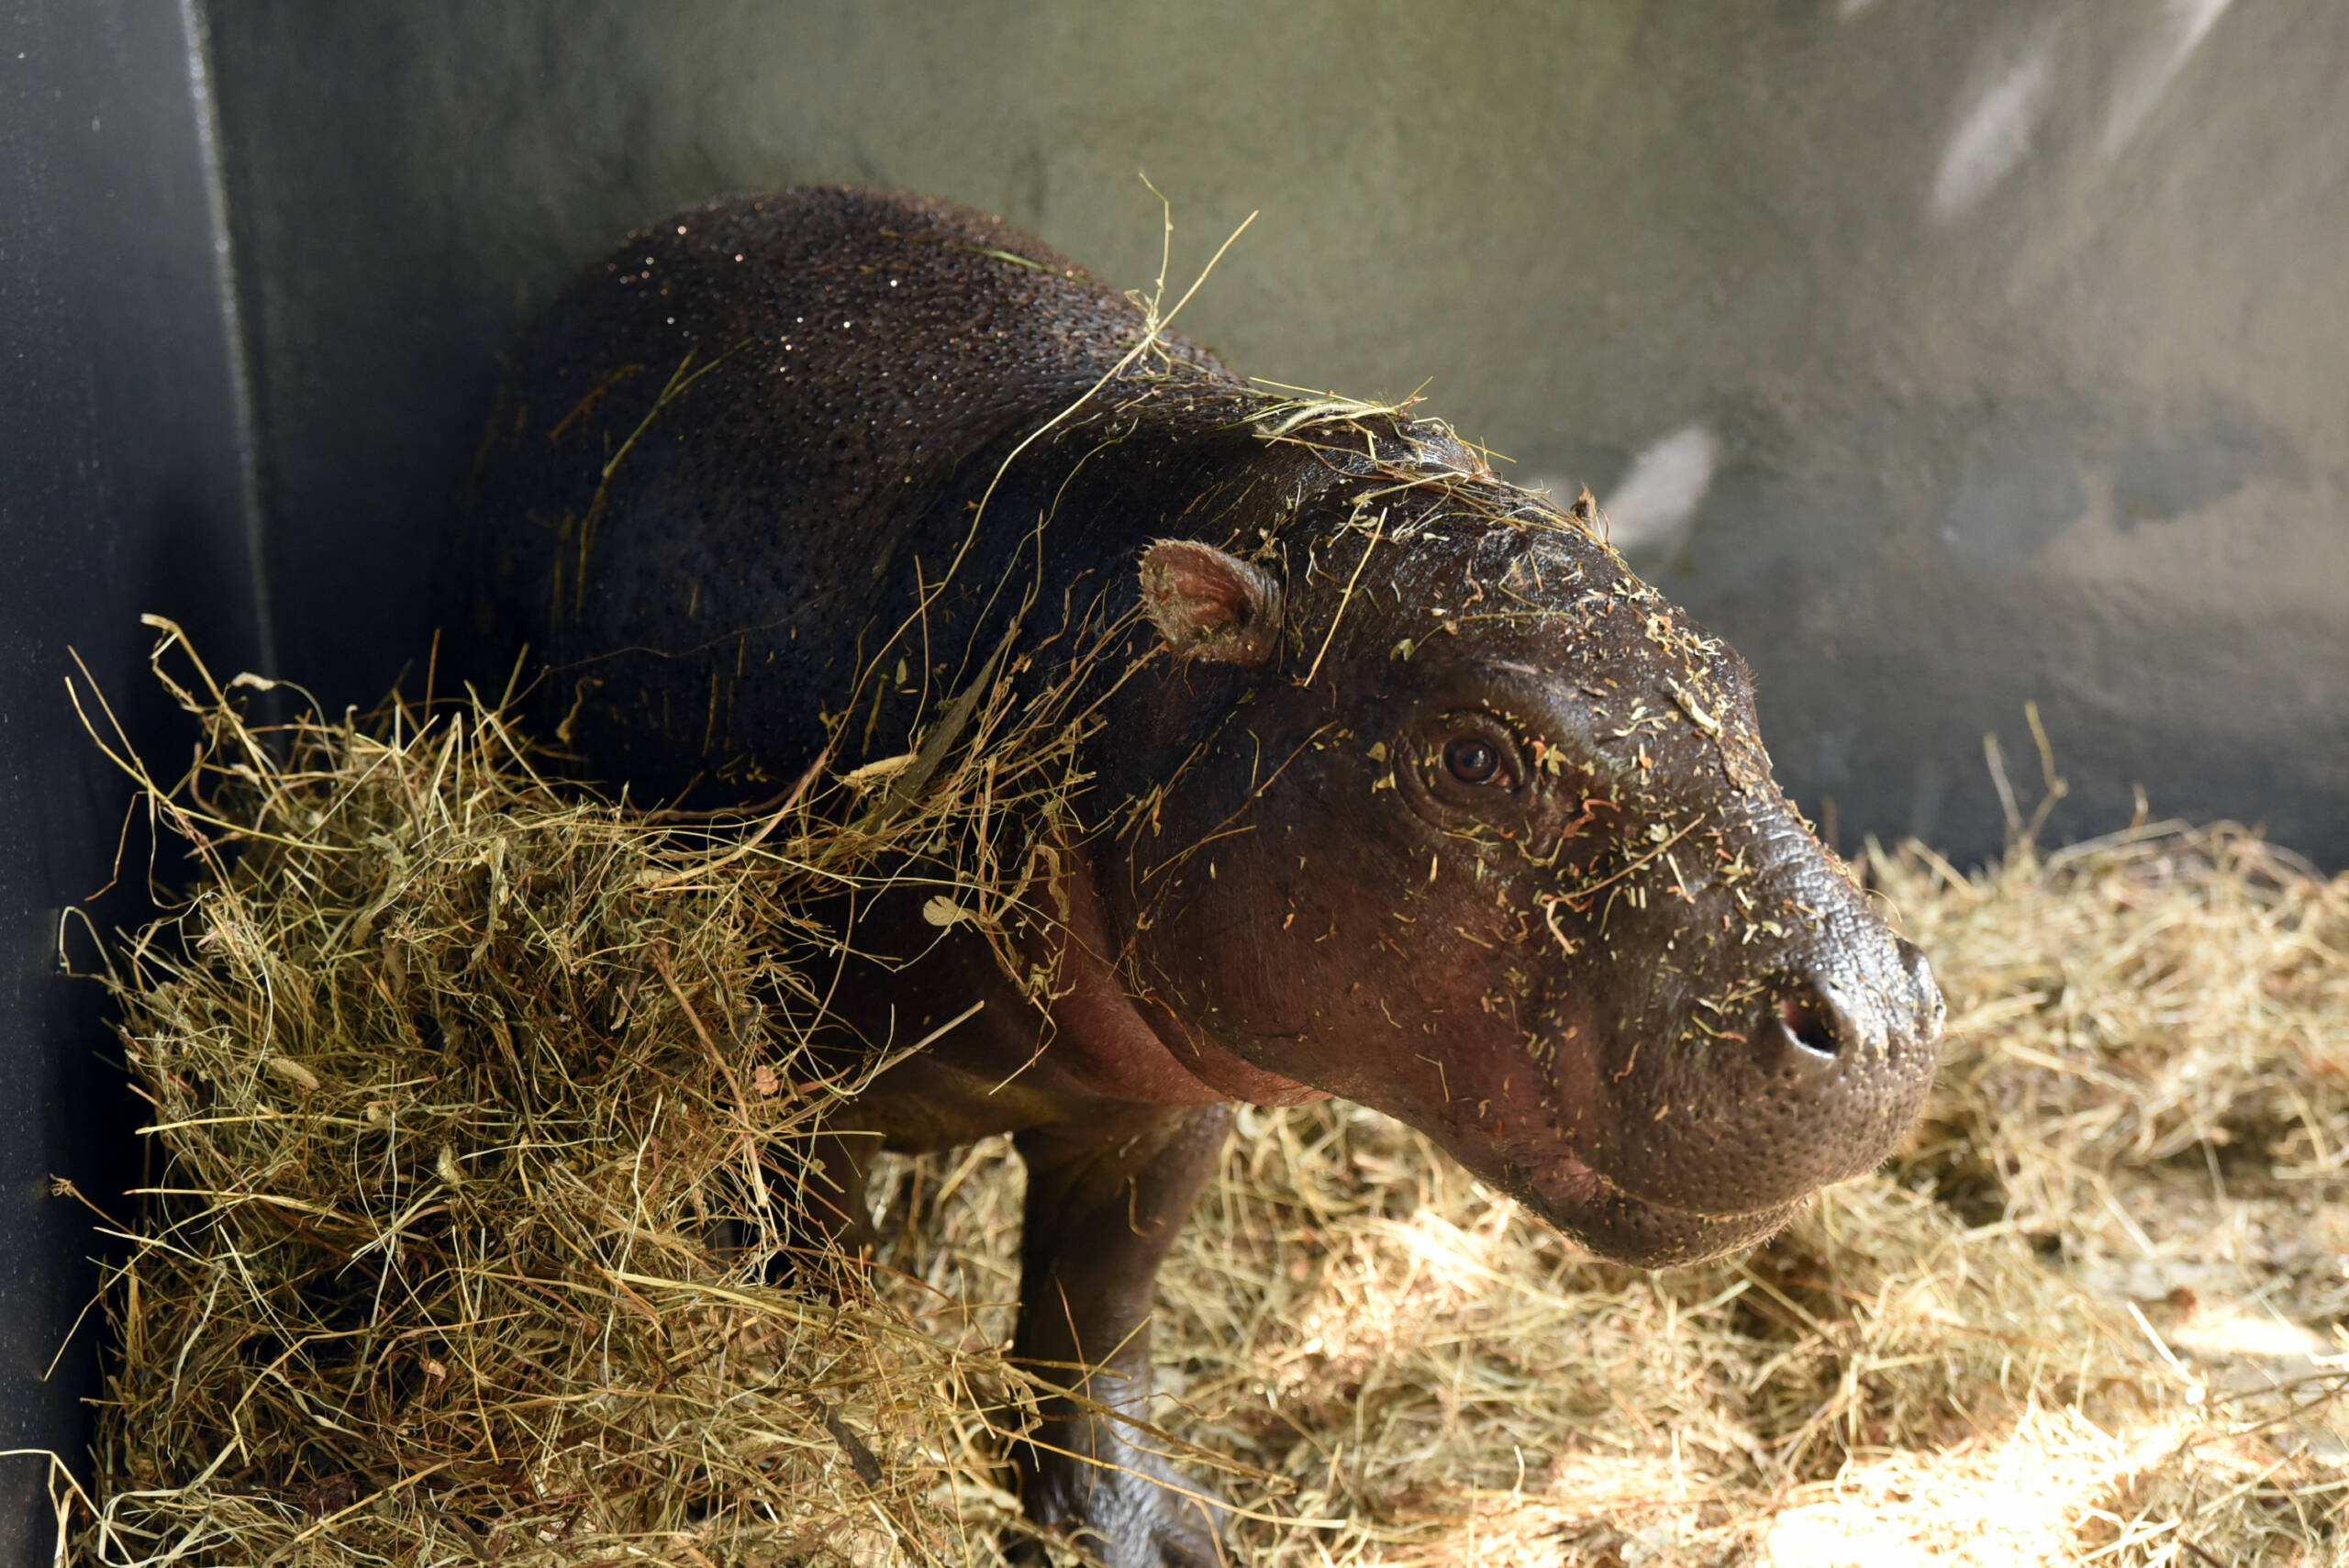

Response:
(0, 3), (268, 1562)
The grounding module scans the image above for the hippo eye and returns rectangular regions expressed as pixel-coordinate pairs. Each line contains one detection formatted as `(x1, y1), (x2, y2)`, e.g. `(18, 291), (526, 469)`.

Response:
(1444, 736), (1502, 785)
(1410, 714), (1531, 815)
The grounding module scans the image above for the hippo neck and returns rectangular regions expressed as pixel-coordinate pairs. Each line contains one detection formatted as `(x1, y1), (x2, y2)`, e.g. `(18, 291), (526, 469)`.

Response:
(1019, 840), (1331, 1109)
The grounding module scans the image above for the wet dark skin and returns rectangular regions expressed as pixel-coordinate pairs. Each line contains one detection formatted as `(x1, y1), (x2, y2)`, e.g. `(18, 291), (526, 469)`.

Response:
(449, 188), (1945, 1567)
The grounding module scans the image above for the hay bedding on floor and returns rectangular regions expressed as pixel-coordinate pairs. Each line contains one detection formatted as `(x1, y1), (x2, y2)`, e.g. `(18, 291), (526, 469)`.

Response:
(57, 630), (2349, 1568)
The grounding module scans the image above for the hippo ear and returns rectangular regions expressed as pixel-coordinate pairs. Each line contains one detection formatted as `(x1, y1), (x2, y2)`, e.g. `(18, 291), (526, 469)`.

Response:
(1139, 540), (1284, 667)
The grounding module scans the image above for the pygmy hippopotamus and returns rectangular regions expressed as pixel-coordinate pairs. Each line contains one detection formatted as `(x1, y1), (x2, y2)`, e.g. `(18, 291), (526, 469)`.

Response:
(447, 187), (1944, 1567)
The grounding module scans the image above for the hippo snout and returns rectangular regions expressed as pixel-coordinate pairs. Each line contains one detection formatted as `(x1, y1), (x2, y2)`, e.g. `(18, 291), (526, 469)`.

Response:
(1564, 923), (1944, 1224)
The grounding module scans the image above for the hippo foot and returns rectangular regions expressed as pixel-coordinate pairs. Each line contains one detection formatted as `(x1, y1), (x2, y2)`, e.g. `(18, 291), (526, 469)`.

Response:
(1008, 1414), (1225, 1568)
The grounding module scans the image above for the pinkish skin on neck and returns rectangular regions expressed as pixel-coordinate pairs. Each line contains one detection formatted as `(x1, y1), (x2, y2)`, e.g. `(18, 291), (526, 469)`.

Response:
(1022, 842), (1331, 1111)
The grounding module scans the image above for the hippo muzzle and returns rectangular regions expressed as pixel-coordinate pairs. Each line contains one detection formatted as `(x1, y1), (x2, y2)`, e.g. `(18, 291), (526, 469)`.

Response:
(1519, 846), (1947, 1266)
(1545, 810), (1946, 1225)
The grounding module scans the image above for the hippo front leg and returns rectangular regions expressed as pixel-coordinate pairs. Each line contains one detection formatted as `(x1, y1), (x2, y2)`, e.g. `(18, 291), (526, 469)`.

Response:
(1008, 1102), (1234, 1568)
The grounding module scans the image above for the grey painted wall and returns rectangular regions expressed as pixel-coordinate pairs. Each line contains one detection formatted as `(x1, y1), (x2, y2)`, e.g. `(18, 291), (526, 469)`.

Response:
(0, 3), (267, 1562)
(206, 0), (2349, 867)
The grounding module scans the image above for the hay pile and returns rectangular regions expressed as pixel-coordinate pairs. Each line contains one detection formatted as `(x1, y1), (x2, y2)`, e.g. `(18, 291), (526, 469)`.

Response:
(55, 622), (2349, 1567)
(62, 621), (1163, 1567)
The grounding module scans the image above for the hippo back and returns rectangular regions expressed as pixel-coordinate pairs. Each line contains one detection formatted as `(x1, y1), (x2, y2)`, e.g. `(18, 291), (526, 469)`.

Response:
(450, 186), (1231, 802)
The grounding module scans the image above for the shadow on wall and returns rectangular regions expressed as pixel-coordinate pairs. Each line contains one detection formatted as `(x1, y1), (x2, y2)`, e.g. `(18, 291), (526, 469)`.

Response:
(1553, 386), (2296, 576)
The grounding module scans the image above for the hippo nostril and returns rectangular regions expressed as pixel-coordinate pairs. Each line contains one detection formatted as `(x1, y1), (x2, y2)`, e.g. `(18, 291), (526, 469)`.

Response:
(1775, 983), (1843, 1063)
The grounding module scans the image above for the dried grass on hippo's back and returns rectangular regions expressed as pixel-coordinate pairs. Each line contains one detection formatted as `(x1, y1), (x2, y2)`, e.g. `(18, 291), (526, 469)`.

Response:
(866, 822), (2349, 1566)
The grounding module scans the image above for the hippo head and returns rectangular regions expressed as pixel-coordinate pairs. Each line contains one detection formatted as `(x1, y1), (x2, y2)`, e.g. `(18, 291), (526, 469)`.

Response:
(1098, 417), (1943, 1267)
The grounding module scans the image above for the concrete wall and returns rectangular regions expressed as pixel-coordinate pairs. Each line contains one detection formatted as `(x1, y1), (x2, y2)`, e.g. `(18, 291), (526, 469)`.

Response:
(206, 0), (2348, 866)
(0, 4), (268, 1562)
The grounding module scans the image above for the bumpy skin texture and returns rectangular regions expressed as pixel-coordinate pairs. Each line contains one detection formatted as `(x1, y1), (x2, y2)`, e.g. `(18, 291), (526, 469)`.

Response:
(450, 187), (1945, 1566)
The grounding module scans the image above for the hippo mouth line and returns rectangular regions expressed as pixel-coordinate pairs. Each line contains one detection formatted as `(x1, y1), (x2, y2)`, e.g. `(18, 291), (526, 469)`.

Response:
(1521, 1143), (1808, 1268)
(1544, 1142), (1779, 1220)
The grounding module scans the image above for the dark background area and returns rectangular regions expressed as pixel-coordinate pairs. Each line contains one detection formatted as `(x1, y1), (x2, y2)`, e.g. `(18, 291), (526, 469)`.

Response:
(5, 2), (2344, 1560)
(1, 3), (268, 1562)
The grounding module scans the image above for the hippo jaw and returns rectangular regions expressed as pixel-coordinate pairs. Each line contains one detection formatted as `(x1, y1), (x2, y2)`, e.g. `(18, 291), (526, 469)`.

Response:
(1327, 840), (1942, 1269)
(1513, 1148), (1802, 1269)
(1230, 794), (1943, 1268)
(1509, 767), (1948, 1228)
(1419, 868), (1943, 1268)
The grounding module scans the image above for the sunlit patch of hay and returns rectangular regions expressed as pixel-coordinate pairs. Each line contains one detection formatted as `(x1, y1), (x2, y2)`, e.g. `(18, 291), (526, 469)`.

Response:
(1754, 1406), (2198, 1567)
